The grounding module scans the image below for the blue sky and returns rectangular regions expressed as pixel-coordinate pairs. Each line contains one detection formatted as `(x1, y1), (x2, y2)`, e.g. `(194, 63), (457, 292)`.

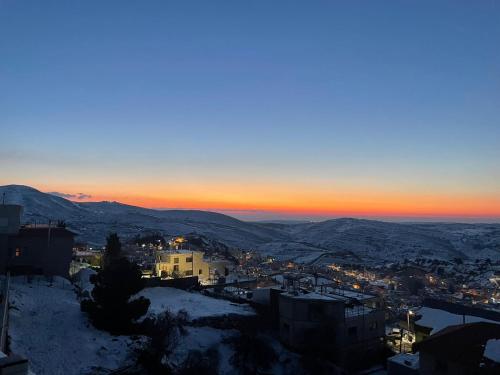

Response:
(1, 1), (499, 220)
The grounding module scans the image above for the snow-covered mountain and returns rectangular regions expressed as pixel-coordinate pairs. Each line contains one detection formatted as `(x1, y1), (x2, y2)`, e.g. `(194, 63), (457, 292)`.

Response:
(0, 185), (287, 248)
(1, 184), (499, 263)
(281, 218), (497, 263)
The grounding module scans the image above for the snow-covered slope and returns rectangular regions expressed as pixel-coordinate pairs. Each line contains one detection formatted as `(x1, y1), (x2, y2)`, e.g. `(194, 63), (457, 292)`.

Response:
(8, 276), (139, 375)
(137, 287), (255, 320)
(0, 185), (84, 220)
(1, 184), (499, 262)
(0, 185), (287, 247)
(287, 218), (467, 261)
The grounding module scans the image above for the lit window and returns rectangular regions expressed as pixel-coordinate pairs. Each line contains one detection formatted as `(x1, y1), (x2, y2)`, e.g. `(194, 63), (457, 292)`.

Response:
(15, 248), (21, 257)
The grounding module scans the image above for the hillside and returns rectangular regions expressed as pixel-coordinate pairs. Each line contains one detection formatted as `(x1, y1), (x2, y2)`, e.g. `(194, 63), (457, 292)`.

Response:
(1, 184), (499, 263)
(0, 185), (288, 248)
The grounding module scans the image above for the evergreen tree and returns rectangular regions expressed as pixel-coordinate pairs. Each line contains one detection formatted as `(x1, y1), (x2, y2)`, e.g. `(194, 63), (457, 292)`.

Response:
(81, 233), (150, 334)
(103, 232), (122, 266)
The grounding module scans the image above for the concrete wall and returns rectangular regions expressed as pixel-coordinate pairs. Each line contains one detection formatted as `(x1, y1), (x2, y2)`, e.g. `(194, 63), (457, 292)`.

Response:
(344, 309), (385, 347)
(279, 294), (345, 349)
(0, 206), (21, 235)
(144, 276), (199, 289)
(0, 237), (8, 276)
(419, 351), (471, 375)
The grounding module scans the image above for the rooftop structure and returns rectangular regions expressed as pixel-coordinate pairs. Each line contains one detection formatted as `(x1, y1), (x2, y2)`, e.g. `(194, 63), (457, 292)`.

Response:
(278, 285), (385, 366)
(414, 322), (500, 374)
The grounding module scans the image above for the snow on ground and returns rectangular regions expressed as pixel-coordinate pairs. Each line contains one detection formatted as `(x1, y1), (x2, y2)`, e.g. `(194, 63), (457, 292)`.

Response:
(170, 326), (237, 374)
(171, 326), (300, 375)
(415, 307), (500, 334)
(9, 276), (137, 375)
(388, 352), (419, 369)
(484, 339), (500, 363)
(137, 287), (255, 320)
(73, 268), (97, 294)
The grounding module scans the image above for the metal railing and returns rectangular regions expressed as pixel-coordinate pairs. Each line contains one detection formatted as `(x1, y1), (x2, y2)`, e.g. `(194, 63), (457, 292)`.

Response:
(0, 272), (11, 353)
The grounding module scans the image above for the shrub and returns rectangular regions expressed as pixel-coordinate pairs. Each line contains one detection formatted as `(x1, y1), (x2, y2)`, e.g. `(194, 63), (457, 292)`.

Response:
(224, 333), (277, 375)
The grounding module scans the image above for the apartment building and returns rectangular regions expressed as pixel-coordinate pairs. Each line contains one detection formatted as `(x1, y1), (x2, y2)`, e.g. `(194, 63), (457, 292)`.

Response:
(278, 287), (385, 365)
(154, 250), (226, 283)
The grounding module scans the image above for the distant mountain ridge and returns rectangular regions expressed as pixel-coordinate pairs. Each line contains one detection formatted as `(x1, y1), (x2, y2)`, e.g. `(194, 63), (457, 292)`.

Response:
(1, 184), (499, 263)
(0, 184), (287, 248)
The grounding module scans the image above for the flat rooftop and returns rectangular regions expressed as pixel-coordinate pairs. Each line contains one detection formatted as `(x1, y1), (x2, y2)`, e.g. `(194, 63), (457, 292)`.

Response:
(283, 289), (377, 303)
(158, 250), (202, 255)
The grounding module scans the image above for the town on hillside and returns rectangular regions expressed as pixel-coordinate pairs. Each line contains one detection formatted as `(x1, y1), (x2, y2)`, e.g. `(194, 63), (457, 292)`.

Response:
(0, 203), (499, 374)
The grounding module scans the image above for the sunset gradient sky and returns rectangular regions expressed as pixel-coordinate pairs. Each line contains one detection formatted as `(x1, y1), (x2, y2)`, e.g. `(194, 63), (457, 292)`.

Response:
(1, 1), (499, 221)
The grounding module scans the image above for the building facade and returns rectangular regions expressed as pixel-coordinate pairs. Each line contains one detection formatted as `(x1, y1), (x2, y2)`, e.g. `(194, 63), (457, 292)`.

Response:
(278, 289), (385, 365)
(154, 250), (225, 283)
(0, 205), (74, 277)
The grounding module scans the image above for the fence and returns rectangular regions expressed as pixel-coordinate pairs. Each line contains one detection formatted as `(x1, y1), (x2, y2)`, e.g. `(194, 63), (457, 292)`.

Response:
(144, 276), (199, 290)
(0, 273), (10, 353)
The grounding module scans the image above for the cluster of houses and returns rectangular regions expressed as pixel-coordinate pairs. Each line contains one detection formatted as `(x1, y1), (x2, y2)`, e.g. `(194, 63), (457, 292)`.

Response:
(2, 204), (500, 374)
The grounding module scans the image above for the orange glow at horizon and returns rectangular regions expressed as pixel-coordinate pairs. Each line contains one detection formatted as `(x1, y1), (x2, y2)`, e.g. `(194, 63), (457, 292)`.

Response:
(40, 182), (500, 219)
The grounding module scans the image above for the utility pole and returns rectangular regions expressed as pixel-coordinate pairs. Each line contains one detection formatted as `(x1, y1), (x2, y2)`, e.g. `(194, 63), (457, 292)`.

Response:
(47, 220), (52, 262)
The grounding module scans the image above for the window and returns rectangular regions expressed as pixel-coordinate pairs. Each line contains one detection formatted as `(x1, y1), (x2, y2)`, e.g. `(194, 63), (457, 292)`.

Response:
(173, 265), (179, 272)
(15, 248), (21, 257)
(174, 257), (179, 264)
(186, 257), (193, 263)
(185, 270), (193, 276)
(348, 326), (358, 336)
(369, 321), (378, 331)
(199, 269), (203, 275)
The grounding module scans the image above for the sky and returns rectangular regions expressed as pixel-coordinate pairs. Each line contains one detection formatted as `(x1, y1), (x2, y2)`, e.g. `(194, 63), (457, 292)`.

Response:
(1, 0), (499, 221)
